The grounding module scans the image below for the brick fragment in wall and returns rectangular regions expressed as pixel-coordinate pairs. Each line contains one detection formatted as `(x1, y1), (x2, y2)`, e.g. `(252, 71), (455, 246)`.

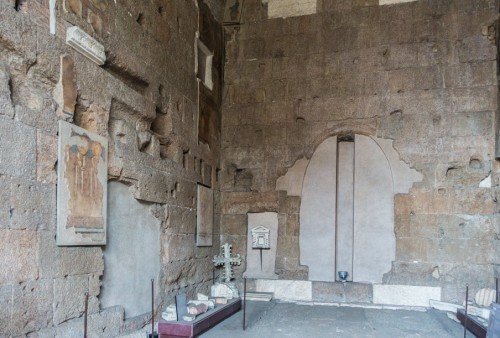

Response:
(53, 55), (77, 121)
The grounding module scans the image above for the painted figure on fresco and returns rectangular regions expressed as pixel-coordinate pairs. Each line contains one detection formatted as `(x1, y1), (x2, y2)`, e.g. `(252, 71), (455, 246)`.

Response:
(64, 130), (105, 230)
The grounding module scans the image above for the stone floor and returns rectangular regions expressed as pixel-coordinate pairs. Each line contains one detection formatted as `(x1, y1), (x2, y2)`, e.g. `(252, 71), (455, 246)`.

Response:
(200, 301), (468, 337)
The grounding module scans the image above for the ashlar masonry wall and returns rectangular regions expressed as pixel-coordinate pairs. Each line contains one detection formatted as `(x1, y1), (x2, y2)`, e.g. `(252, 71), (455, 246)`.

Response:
(221, 0), (500, 303)
(0, 0), (223, 336)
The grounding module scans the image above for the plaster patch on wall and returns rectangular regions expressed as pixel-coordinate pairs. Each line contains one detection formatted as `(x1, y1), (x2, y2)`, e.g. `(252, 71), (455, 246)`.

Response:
(268, 0), (317, 19)
(276, 157), (309, 196)
(101, 181), (161, 318)
(379, 0), (417, 5)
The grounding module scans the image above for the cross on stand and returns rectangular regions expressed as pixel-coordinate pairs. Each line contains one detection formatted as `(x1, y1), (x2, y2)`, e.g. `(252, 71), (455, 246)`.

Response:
(213, 243), (241, 283)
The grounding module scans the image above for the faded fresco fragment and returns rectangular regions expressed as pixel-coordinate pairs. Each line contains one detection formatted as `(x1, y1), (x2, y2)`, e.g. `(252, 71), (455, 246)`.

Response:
(57, 121), (108, 245)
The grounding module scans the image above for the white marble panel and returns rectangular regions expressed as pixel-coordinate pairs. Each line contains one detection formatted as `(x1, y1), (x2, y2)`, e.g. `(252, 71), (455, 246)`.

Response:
(299, 137), (337, 282)
(373, 285), (441, 307)
(336, 141), (354, 281)
(353, 135), (394, 283)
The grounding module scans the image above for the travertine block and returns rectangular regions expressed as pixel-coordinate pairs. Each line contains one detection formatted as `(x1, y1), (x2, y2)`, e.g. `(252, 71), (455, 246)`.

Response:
(38, 231), (103, 278)
(0, 285), (13, 335)
(12, 279), (53, 336)
(220, 214), (247, 235)
(9, 178), (55, 230)
(0, 117), (36, 179)
(53, 275), (89, 324)
(0, 229), (38, 285)
(222, 191), (280, 214)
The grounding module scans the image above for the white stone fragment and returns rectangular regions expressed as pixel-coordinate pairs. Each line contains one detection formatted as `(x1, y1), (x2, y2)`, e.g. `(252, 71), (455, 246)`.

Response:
(66, 26), (106, 65)
(211, 283), (237, 299)
(197, 293), (209, 301)
(475, 288), (496, 307)
(161, 304), (177, 321)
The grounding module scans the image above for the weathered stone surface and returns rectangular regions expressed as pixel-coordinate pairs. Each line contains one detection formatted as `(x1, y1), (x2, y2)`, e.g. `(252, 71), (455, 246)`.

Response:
(312, 281), (373, 303)
(0, 229), (38, 285)
(9, 178), (55, 230)
(36, 131), (58, 184)
(53, 275), (89, 324)
(0, 285), (13, 335)
(38, 230), (103, 278)
(11, 279), (53, 336)
(0, 117), (37, 179)
(0, 62), (14, 118)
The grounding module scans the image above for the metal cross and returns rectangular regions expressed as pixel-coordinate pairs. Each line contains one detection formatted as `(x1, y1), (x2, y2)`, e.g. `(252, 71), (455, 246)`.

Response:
(213, 243), (241, 283)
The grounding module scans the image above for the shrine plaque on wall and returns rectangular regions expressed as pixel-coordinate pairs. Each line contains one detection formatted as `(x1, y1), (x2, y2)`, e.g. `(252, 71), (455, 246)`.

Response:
(57, 121), (108, 246)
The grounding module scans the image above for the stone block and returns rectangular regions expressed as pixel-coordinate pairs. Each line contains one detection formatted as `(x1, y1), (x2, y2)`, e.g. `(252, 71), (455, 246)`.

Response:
(373, 284), (441, 307)
(0, 229), (38, 285)
(457, 35), (497, 63)
(388, 44), (418, 69)
(451, 86), (497, 113)
(11, 279), (53, 336)
(56, 306), (124, 338)
(132, 170), (171, 203)
(163, 234), (195, 262)
(0, 285), (13, 335)
(38, 230), (104, 278)
(220, 214), (247, 236)
(167, 205), (196, 235)
(53, 275), (89, 324)
(36, 131), (58, 184)
(9, 178), (55, 230)
(13, 98), (58, 135)
(444, 61), (496, 89)
(0, 117), (36, 179)
(383, 261), (440, 285)
(312, 281), (372, 303)
(222, 191), (280, 214)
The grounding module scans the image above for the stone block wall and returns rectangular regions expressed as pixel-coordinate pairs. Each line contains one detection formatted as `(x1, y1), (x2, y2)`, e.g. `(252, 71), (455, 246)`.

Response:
(0, 0), (222, 336)
(221, 0), (500, 303)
